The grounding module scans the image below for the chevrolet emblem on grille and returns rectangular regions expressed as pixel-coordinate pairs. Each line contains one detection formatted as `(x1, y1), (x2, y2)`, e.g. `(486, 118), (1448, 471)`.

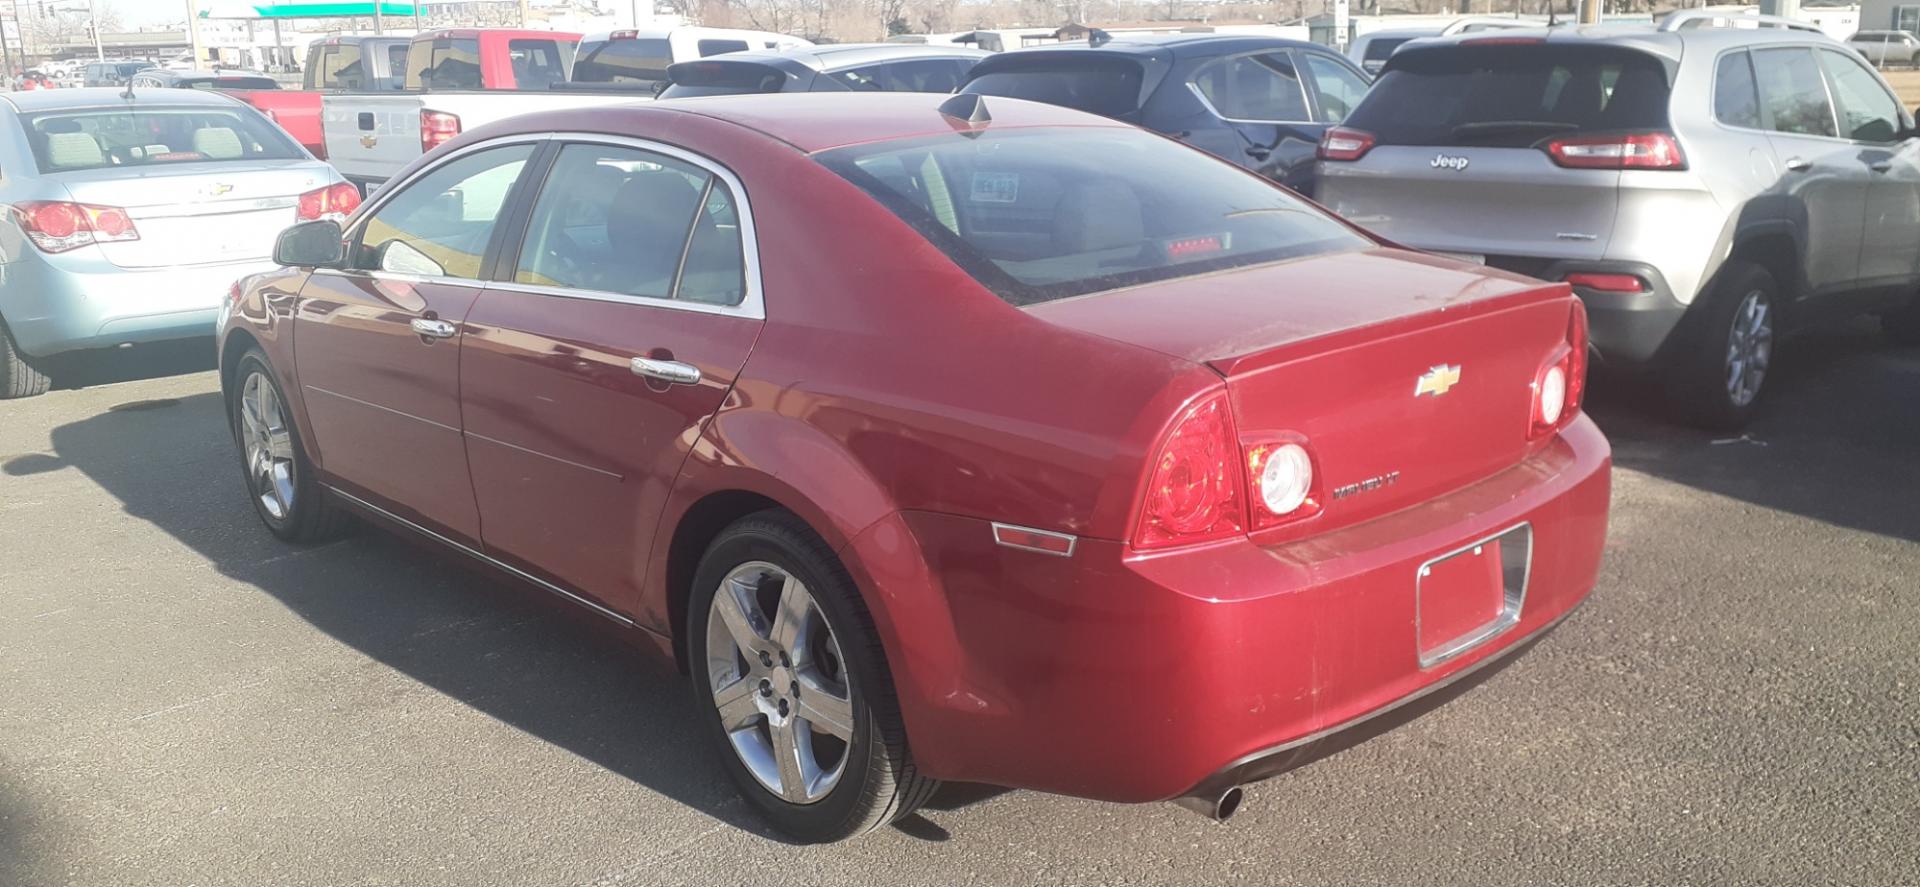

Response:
(1415, 364), (1462, 397)
(360, 134), (378, 149)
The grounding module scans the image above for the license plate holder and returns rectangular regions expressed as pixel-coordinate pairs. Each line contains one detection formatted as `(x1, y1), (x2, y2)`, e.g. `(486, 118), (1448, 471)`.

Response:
(1416, 524), (1530, 668)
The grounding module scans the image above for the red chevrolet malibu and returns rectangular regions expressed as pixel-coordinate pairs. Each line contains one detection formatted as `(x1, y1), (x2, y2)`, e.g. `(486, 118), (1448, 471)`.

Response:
(219, 93), (1610, 841)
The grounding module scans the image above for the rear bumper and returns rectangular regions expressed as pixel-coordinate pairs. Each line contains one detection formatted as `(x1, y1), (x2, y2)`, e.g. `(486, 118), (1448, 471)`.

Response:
(1486, 257), (1687, 367)
(847, 415), (1611, 803)
(0, 254), (275, 357)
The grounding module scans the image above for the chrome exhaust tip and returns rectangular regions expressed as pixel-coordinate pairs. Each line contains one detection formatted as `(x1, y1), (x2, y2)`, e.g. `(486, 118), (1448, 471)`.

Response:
(1173, 785), (1246, 822)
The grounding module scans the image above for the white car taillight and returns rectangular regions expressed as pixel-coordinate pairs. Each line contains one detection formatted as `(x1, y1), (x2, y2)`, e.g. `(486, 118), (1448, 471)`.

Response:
(1245, 438), (1322, 530)
(1538, 364), (1567, 427)
(1530, 300), (1590, 439)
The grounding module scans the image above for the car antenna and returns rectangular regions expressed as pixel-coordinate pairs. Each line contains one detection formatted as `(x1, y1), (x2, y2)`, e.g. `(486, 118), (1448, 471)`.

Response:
(938, 93), (991, 128)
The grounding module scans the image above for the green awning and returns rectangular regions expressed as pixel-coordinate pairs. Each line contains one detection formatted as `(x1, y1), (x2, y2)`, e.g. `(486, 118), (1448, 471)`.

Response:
(201, 2), (417, 18)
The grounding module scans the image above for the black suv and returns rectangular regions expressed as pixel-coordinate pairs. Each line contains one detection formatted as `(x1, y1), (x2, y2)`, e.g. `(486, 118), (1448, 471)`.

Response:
(960, 34), (1372, 193)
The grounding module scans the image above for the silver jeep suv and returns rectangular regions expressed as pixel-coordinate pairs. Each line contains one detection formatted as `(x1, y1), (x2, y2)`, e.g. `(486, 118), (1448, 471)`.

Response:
(1315, 12), (1920, 428)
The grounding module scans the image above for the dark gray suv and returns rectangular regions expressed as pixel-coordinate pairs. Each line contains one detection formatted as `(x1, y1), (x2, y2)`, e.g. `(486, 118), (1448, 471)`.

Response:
(1316, 12), (1920, 428)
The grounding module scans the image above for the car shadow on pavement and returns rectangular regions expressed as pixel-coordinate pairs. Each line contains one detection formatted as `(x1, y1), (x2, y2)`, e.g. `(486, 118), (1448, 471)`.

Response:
(28, 389), (811, 842)
(1586, 318), (1920, 543)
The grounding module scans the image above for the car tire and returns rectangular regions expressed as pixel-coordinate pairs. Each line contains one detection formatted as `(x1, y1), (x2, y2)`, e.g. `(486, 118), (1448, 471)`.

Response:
(0, 318), (52, 399)
(687, 510), (939, 843)
(1667, 262), (1776, 431)
(1881, 295), (1920, 346)
(227, 349), (352, 543)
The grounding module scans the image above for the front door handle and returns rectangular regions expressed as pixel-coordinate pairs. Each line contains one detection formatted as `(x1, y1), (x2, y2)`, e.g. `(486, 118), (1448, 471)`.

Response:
(410, 318), (457, 339)
(1870, 159), (1894, 173)
(631, 357), (701, 386)
(1784, 156), (1812, 172)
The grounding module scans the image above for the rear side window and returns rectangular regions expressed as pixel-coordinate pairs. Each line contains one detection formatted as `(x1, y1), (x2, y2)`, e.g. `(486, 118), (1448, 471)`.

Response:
(660, 61), (787, 97)
(573, 37), (673, 83)
(823, 59), (973, 93)
(408, 37), (483, 89)
(962, 58), (1145, 118)
(513, 143), (746, 305)
(1363, 37), (1412, 64)
(1752, 47), (1836, 138)
(1193, 53), (1310, 122)
(1714, 50), (1761, 129)
(1347, 45), (1671, 147)
(22, 108), (301, 173)
(817, 128), (1371, 305)
(507, 38), (574, 89)
(1820, 48), (1903, 142)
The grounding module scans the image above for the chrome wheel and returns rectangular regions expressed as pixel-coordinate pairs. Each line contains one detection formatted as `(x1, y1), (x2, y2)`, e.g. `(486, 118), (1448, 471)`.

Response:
(1724, 289), (1773, 408)
(239, 370), (296, 520)
(705, 561), (855, 805)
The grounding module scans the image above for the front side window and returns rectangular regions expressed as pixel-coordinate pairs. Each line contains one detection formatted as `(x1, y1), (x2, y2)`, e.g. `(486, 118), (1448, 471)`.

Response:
(21, 108), (301, 173)
(1820, 49), (1903, 142)
(1714, 50), (1762, 129)
(355, 144), (534, 279)
(817, 128), (1371, 306)
(1300, 53), (1370, 123)
(1753, 47), (1837, 138)
(513, 143), (746, 305)
(1192, 53), (1310, 122)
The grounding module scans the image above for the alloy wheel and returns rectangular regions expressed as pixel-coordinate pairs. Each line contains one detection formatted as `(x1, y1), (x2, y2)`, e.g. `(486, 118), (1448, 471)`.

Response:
(239, 370), (297, 520)
(705, 561), (856, 805)
(1724, 289), (1773, 408)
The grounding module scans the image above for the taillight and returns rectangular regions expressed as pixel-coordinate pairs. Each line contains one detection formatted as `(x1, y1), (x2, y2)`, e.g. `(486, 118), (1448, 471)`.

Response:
(421, 109), (461, 153)
(1530, 300), (1591, 439)
(296, 182), (362, 222)
(1133, 392), (1245, 550)
(12, 201), (139, 253)
(1244, 438), (1322, 530)
(1317, 126), (1376, 162)
(1544, 132), (1686, 170)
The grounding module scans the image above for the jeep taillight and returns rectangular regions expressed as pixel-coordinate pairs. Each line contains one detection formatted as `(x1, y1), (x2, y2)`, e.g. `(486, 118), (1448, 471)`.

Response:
(1133, 392), (1245, 550)
(1317, 126), (1376, 162)
(1545, 132), (1686, 170)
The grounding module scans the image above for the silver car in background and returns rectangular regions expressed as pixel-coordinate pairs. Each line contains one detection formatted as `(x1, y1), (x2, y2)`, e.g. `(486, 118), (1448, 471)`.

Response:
(1848, 29), (1920, 66)
(0, 88), (354, 397)
(1316, 12), (1920, 428)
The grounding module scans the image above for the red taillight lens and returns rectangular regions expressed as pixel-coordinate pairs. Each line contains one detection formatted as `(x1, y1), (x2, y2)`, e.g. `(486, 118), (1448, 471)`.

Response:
(1563, 272), (1647, 293)
(1530, 300), (1591, 439)
(1133, 392), (1245, 550)
(420, 110), (461, 153)
(296, 181), (363, 222)
(1244, 438), (1322, 530)
(1317, 126), (1376, 162)
(1545, 132), (1686, 170)
(13, 201), (139, 253)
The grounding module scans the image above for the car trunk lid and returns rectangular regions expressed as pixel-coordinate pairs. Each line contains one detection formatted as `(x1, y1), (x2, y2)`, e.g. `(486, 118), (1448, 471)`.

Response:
(57, 162), (334, 268)
(1027, 248), (1577, 531)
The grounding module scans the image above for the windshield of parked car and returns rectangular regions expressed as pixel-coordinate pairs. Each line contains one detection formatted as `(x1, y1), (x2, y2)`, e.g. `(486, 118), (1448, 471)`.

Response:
(21, 107), (302, 173)
(1348, 44), (1671, 147)
(961, 56), (1145, 118)
(817, 127), (1371, 305)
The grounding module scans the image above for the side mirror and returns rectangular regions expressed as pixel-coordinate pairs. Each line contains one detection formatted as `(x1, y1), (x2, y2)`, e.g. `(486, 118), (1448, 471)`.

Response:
(274, 219), (346, 268)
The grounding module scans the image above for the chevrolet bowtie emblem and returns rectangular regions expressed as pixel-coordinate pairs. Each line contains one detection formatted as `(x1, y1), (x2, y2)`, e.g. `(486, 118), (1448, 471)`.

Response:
(360, 133), (378, 148)
(208, 182), (232, 196)
(1415, 364), (1462, 397)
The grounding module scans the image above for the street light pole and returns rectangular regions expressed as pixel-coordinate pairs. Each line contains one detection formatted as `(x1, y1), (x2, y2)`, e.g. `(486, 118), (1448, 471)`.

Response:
(86, 0), (101, 59)
(184, 0), (202, 66)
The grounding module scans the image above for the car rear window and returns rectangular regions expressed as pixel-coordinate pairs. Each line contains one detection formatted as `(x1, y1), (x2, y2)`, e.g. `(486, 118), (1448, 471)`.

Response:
(1363, 37), (1413, 63)
(574, 36), (672, 84)
(21, 108), (301, 173)
(1347, 44), (1671, 147)
(962, 57), (1145, 118)
(816, 128), (1371, 305)
(659, 60), (787, 97)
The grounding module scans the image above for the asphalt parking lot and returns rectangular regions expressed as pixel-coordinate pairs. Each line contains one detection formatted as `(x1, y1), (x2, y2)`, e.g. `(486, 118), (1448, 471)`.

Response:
(1, 323), (1916, 886)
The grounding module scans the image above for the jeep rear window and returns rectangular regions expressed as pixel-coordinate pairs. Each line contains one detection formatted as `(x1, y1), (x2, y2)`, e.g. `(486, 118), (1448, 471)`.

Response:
(1347, 45), (1671, 147)
(817, 128), (1371, 306)
(961, 57), (1145, 118)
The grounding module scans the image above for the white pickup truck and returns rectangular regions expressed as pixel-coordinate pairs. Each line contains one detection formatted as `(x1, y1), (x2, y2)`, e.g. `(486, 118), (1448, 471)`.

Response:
(322, 26), (810, 194)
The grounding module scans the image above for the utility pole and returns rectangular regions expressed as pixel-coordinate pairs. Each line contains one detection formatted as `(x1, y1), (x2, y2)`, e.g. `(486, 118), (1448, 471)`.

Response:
(85, 0), (100, 59)
(184, 0), (201, 66)
(1579, 0), (1600, 25)
(373, 0), (383, 35)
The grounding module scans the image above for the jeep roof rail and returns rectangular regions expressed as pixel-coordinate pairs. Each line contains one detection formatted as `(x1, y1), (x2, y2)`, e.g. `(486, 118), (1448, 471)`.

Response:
(1657, 9), (1824, 33)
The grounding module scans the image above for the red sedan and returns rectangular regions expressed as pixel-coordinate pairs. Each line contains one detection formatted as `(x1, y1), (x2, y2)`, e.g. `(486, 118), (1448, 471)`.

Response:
(220, 93), (1611, 841)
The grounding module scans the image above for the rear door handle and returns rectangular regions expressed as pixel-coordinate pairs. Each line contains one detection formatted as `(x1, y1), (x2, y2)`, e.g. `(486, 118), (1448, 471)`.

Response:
(410, 318), (457, 339)
(1784, 157), (1812, 172)
(631, 357), (701, 386)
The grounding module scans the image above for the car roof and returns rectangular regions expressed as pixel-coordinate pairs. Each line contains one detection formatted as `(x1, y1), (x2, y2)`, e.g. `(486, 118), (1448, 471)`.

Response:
(1391, 23), (1841, 64)
(0, 87), (246, 112)
(988, 33), (1332, 59)
(498, 92), (1126, 154)
(683, 42), (988, 73)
